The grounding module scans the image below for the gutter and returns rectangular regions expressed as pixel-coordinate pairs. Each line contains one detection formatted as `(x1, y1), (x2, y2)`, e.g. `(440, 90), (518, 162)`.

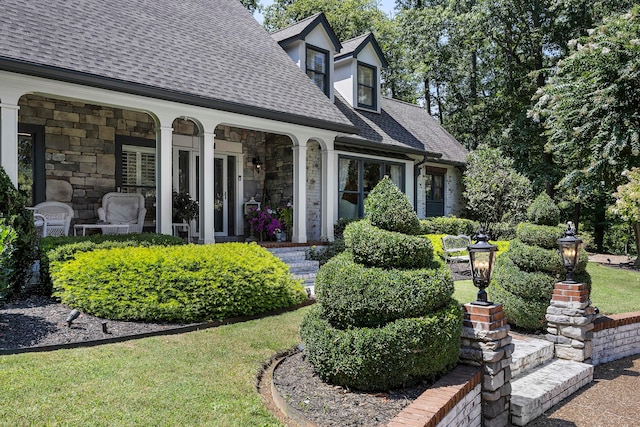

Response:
(335, 135), (442, 158)
(0, 58), (359, 135)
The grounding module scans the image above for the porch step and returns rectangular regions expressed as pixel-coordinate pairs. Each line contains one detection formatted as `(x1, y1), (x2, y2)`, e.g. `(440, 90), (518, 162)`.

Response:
(510, 359), (593, 426)
(510, 333), (555, 378)
(267, 246), (319, 298)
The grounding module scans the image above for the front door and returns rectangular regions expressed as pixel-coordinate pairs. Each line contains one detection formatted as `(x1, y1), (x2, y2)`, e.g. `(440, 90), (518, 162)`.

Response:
(214, 156), (227, 236)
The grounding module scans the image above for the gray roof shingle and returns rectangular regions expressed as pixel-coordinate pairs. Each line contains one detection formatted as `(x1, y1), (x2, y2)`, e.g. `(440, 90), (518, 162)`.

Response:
(335, 94), (468, 165)
(0, 0), (355, 133)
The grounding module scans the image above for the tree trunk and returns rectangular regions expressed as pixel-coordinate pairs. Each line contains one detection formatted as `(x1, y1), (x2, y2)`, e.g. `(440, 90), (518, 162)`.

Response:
(633, 222), (640, 267)
(424, 76), (431, 114)
(594, 198), (606, 253)
(435, 83), (444, 124)
(573, 203), (581, 234)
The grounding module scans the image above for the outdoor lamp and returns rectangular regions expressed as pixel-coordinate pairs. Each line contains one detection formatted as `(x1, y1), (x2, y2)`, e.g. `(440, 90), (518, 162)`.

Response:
(468, 227), (498, 306)
(557, 222), (582, 283)
(252, 157), (263, 172)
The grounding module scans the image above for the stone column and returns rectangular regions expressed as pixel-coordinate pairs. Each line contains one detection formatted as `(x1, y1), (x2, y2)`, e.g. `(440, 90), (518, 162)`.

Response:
(460, 303), (513, 427)
(545, 282), (596, 362)
(0, 102), (20, 185)
(291, 140), (307, 243)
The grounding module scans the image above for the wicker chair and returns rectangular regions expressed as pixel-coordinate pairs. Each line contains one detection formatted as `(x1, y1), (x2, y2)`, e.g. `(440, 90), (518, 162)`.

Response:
(97, 192), (146, 233)
(33, 201), (74, 236)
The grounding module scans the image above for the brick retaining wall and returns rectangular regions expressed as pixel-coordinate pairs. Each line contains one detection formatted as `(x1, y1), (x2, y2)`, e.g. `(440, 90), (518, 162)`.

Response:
(387, 365), (482, 427)
(592, 311), (640, 365)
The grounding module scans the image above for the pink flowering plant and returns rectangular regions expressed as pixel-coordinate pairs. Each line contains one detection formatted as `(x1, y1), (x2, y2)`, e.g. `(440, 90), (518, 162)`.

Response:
(245, 205), (282, 239)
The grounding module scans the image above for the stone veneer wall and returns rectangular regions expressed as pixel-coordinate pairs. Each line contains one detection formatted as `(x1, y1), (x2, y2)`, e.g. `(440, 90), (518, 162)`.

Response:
(18, 94), (155, 222)
(305, 141), (322, 241)
(592, 312), (640, 365)
(264, 134), (293, 208)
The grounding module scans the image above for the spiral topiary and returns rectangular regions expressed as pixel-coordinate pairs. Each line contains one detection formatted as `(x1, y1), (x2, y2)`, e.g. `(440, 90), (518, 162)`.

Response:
(490, 215), (591, 331)
(300, 177), (462, 391)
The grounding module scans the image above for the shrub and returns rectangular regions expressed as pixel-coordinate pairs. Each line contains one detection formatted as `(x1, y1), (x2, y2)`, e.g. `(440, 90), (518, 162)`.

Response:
(420, 217), (479, 236)
(39, 233), (185, 295)
(51, 243), (306, 322)
(507, 239), (588, 275)
(306, 238), (346, 266)
(364, 177), (421, 235)
(315, 252), (454, 328)
(300, 301), (462, 391)
(0, 167), (36, 298)
(516, 223), (564, 249)
(344, 220), (435, 269)
(0, 223), (17, 298)
(486, 222), (517, 241)
(527, 192), (560, 226)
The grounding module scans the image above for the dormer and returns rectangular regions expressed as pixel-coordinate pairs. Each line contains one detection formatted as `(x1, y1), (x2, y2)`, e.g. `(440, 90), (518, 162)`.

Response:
(271, 13), (342, 101)
(334, 33), (388, 114)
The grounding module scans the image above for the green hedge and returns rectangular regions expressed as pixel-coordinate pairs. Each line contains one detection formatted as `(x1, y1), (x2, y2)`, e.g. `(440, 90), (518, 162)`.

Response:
(516, 223), (564, 249)
(51, 243), (306, 322)
(315, 252), (453, 328)
(300, 300), (462, 391)
(344, 220), (435, 269)
(492, 255), (558, 301)
(420, 217), (479, 236)
(508, 239), (589, 275)
(39, 233), (185, 295)
(489, 281), (551, 331)
(364, 177), (422, 235)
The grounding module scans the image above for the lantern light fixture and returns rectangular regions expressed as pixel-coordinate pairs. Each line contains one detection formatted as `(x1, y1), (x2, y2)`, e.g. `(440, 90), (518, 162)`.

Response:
(252, 157), (263, 172)
(557, 222), (582, 283)
(467, 227), (498, 306)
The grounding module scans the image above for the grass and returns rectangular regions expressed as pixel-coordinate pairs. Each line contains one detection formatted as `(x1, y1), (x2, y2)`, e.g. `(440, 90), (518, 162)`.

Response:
(453, 262), (640, 315)
(0, 306), (310, 427)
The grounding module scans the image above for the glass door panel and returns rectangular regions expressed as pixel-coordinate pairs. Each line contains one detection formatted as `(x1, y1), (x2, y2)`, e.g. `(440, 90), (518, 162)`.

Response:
(214, 156), (228, 235)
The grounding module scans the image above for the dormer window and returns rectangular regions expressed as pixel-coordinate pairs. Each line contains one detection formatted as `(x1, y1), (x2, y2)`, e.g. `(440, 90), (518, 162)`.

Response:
(306, 45), (329, 96)
(357, 62), (377, 109)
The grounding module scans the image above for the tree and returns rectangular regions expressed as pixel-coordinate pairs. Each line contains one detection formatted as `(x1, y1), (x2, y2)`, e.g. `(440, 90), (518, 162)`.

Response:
(532, 6), (640, 250)
(462, 147), (532, 230)
(239, 0), (260, 14)
(610, 168), (640, 266)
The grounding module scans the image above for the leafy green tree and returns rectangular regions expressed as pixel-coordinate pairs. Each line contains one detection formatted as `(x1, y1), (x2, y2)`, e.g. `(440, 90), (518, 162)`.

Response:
(610, 167), (640, 266)
(239, 0), (260, 14)
(532, 6), (640, 249)
(462, 147), (532, 229)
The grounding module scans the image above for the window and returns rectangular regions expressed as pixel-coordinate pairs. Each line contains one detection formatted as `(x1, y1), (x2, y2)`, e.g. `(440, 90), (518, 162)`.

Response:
(357, 63), (376, 109)
(18, 124), (45, 206)
(116, 137), (156, 224)
(338, 156), (405, 219)
(306, 45), (329, 96)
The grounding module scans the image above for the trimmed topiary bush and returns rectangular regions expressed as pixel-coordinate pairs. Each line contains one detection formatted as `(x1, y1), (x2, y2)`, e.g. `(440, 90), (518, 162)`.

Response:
(301, 177), (462, 391)
(364, 177), (421, 235)
(51, 242), (306, 322)
(344, 220), (435, 269)
(0, 167), (36, 299)
(490, 220), (591, 331)
(301, 300), (462, 391)
(38, 233), (185, 295)
(0, 223), (18, 298)
(527, 192), (561, 226)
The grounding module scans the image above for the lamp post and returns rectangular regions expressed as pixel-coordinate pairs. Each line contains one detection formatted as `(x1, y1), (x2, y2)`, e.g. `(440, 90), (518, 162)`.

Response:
(468, 227), (498, 306)
(557, 222), (582, 283)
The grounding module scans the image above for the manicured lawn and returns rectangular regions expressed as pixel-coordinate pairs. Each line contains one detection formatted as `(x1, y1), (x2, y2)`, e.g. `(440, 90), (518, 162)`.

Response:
(0, 307), (310, 426)
(453, 262), (640, 315)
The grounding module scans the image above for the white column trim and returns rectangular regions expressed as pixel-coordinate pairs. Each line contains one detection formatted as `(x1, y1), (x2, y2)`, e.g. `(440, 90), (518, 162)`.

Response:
(292, 139), (308, 243)
(321, 148), (336, 242)
(0, 102), (20, 185)
(200, 131), (215, 244)
(156, 125), (174, 235)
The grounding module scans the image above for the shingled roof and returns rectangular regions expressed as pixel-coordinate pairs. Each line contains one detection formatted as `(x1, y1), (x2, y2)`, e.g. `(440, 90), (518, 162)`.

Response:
(271, 12), (342, 52)
(334, 94), (468, 165)
(336, 33), (388, 68)
(0, 0), (355, 133)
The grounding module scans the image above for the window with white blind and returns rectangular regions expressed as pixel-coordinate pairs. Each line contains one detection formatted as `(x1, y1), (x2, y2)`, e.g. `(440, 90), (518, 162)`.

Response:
(122, 145), (155, 191)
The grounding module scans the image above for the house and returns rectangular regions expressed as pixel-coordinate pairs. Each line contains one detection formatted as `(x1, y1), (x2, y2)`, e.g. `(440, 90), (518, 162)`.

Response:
(0, 0), (466, 244)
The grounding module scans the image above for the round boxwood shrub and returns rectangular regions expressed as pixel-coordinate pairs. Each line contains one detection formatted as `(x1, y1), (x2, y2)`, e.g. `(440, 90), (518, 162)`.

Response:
(300, 300), (462, 391)
(315, 252), (454, 328)
(508, 239), (589, 275)
(420, 216), (479, 236)
(526, 192), (560, 226)
(51, 243), (307, 322)
(344, 220), (435, 269)
(364, 176), (421, 235)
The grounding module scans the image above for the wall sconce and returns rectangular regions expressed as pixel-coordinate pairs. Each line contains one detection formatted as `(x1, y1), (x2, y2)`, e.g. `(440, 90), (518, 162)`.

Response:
(252, 157), (263, 172)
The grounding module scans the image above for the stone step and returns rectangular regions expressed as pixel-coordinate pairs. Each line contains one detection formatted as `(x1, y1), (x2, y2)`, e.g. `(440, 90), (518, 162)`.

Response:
(272, 251), (308, 262)
(266, 246), (313, 254)
(510, 333), (555, 378)
(267, 247), (319, 298)
(510, 359), (593, 426)
(288, 260), (320, 274)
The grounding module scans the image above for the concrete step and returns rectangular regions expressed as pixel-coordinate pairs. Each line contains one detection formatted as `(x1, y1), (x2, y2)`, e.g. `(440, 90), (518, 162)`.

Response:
(267, 247), (319, 298)
(272, 251), (308, 262)
(510, 334), (555, 378)
(510, 359), (593, 426)
(287, 260), (320, 274)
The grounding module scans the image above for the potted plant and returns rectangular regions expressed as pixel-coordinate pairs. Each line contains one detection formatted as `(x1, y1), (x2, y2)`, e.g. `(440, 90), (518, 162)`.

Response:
(172, 191), (199, 224)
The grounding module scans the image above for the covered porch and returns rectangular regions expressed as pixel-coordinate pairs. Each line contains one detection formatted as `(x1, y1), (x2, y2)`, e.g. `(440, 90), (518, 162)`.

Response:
(0, 71), (340, 243)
